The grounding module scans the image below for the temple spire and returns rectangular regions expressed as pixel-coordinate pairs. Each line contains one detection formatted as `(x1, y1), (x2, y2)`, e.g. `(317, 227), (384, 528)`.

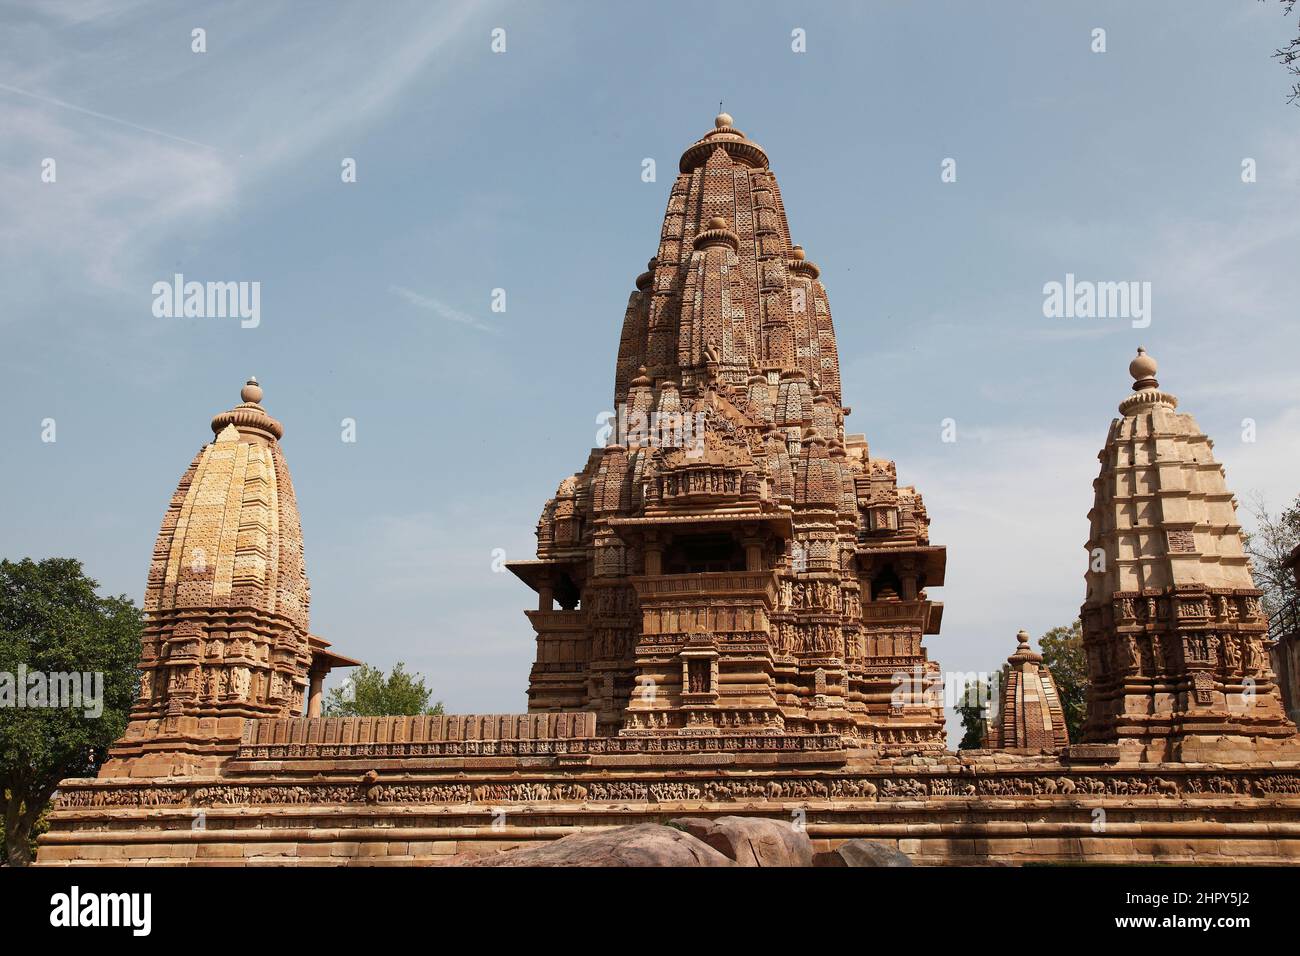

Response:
(1083, 350), (1300, 761)
(988, 630), (1069, 752)
(613, 114), (840, 401)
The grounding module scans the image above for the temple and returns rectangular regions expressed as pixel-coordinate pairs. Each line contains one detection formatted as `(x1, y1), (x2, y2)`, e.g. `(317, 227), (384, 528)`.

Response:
(103, 379), (358, 777)
(987, 630), (1070, 753)
(37, 116), (1300, 867)
(1080, 349), (1299, 763)
(510, 113), (945, 751)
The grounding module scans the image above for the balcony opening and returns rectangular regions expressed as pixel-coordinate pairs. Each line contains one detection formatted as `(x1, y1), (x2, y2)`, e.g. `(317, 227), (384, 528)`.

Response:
(555, 572), (581, 610)
(663, 532), (745, 574)
(871, 566), (903, 602)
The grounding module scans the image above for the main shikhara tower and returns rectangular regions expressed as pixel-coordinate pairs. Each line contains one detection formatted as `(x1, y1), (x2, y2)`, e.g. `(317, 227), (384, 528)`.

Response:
(511, 115), (946, 750)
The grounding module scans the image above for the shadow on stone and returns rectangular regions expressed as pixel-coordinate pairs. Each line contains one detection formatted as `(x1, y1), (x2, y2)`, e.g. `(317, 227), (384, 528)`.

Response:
(814, 839), (914, 867)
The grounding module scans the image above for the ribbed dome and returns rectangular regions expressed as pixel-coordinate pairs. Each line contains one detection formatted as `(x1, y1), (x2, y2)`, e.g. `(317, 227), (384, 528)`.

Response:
(137, 379), (311, 720)
(147, 385), (307, 625)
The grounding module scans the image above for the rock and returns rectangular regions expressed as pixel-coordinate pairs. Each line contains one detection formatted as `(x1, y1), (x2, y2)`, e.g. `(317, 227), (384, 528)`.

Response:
(667, 816), (813, 867)
(814, 839), (913, 867)
(450, 824), (735, 867)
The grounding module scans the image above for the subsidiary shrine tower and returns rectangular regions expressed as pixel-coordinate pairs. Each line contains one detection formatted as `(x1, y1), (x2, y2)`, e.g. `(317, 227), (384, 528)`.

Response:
(510, 114), (947, 750)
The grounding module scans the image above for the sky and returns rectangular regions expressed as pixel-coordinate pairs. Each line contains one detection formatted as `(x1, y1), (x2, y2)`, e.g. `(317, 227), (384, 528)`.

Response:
(2, 1), (1298, 743)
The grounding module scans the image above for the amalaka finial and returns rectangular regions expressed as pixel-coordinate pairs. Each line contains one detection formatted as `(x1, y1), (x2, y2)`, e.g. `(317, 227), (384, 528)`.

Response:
(241, 377), (263, 405)
(1129, 346), (1159, 391)
(715, 111), (733, 129)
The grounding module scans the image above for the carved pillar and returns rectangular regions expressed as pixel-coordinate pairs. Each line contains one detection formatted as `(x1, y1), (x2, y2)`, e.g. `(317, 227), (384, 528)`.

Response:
(307, 669), (325, 717)
(644, 536), (664, 576)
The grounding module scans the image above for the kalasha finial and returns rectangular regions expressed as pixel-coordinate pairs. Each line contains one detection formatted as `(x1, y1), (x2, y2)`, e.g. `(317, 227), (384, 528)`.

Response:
(1128, 346), (1159, 391)
(1008, 628), (1041, 664)
(212, 376), (282, 439)
(715, 111), (733, 129)
(791, 244), (806, 261)
(708, 216), (729, 230)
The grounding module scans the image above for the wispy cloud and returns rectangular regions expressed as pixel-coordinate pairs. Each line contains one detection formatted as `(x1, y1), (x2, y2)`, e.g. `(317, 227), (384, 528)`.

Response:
(390, 285), (499, 335)
(0, 81), (224, 151)
(0, 1), (485, 293)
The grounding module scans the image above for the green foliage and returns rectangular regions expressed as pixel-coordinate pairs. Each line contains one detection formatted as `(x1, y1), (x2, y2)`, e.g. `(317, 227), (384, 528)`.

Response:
(1039, 620), (1086, 743)
(955, 675), (993, 749)
(323, 662), (444, 717)
(0, 558), (141, 865)
(1243, 492), (1300, 621)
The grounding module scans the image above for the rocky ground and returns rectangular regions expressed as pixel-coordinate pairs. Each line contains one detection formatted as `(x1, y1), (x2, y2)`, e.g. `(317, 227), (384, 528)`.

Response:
(443, 817), (913, 867)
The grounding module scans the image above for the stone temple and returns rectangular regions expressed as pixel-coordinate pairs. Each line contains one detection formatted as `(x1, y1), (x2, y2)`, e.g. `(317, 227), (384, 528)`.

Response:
(38, 115), (1300, 866)
(510, 112), (946, 752)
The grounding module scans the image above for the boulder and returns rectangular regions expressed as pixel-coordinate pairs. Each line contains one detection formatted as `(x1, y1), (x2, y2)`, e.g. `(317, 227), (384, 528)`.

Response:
(449, 823), (735, 867)
(814, 839), (913, 867)
(667, 816), (813, 867)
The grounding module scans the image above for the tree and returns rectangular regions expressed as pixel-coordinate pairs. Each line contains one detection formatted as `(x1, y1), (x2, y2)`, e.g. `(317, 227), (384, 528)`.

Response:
(323, 662), (444, 717)
(1039, 620), (1087, 744)
(0, 558), (141, 865)
(1268, 0), (1300, 106)
(955, 675), (995, 749)
(1243, 492), (1300, 622)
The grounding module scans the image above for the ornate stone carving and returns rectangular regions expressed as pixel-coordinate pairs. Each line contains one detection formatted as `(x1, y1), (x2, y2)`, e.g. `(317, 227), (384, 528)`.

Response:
(1080, 350), (1300, 761)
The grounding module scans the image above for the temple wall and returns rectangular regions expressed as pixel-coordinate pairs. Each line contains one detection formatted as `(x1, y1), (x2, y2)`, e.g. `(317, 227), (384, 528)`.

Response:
(38, 744), (1300, 866)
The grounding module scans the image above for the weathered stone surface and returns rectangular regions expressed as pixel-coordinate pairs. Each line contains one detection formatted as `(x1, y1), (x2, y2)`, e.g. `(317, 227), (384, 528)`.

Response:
(667, 816), (812, 867)
(99, 379), (360, 778)
(815, 840), (913, 867)
(988, 630), (1070, 752)
(1079, 349), (1300, 762)
(508, 112), (948, 751)
(447, 824), (735, 867)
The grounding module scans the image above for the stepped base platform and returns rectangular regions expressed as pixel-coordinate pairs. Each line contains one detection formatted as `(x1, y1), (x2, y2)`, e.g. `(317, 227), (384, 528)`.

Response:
(37, 715), (1300, 866)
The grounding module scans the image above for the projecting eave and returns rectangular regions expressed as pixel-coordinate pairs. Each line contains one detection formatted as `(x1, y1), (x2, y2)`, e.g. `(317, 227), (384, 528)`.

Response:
(307, 634), (361, 670)
(507, 558), (579, 593)
(853, 544), (947, 587)
(608, 511), (793, 535)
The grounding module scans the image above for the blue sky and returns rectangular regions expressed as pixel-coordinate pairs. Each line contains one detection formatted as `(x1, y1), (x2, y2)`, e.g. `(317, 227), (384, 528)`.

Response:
(2, 1), (1298, 740)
